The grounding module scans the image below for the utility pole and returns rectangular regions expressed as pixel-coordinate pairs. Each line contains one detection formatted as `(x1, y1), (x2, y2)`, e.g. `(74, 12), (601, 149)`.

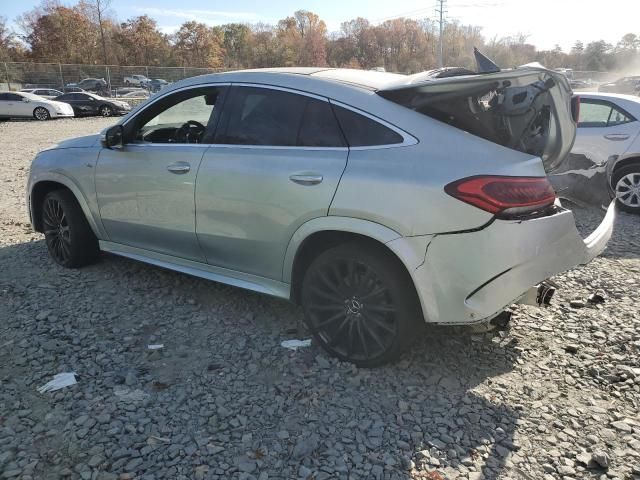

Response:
(435, 0), (447, 67)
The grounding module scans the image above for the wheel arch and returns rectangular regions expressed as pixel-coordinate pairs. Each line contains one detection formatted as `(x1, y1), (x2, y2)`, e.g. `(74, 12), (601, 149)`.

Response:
(30, 175), (101, 238)
(611, 155), (640, 179)
(285, 217), (421, 305)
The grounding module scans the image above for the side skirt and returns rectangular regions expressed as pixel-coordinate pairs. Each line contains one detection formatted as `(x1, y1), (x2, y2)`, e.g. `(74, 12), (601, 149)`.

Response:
(99, 241), (291, 300)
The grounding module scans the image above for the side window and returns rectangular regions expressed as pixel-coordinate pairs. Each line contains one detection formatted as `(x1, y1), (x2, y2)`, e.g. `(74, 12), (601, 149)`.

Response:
(578, 101), (612, 128)
(0, 93), (8, 101)
(608, 106), (634, 126)
(332, 105), (404, 147)
(216, 87), (307, 146)
(298, 97), (345, 147)
(578, 100), (635, 128)
(133, 87), (220, 144)
(7, 93), (22, 101)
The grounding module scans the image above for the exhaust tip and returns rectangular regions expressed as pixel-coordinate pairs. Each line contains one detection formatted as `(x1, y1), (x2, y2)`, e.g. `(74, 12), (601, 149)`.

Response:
(537, 281), (557, 306)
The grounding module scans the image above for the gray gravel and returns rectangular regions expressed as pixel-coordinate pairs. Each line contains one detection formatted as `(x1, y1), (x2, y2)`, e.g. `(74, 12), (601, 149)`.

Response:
(1, 118), (639, 480)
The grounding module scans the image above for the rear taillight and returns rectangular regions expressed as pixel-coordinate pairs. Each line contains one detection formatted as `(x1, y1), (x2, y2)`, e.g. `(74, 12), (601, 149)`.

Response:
(445, 175), (556, 217)
(571, 95), (580, 123)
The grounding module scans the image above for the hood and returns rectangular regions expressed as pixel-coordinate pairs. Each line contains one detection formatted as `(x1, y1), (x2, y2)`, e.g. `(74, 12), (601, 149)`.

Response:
(50, 134), (101, 150)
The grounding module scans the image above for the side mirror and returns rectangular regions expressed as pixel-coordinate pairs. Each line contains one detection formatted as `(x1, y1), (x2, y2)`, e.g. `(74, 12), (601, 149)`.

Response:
(22, 98), (30, 103)
(102, 125), (124, 149)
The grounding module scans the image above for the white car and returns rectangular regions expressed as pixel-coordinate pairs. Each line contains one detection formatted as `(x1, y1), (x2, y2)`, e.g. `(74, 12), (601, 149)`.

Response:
(0, 91), (74, 121)
(551, 92), (640, 213)
(20, 88), (64, 100)
(124, 75), (150, 87)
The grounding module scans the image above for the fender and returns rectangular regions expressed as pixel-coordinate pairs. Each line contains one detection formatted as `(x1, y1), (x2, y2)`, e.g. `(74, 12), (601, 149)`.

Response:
(281, 216), (432, 284)
(28, 170), (107, 239)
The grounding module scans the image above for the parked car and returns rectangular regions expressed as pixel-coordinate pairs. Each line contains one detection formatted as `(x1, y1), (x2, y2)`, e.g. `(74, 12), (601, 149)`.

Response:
(119, 90), (149, 99)
(124, 74), (150, 87)
(598, 76), (640, 95)
(0, 91), (74, 120)
(66, 78), (108, 93)
(54, 92), (131, 117)
(62, 86), (86, 94)
(27, 66), (614, 366)
(550, 92), (640, 214)
(569, 79), (595, 90)
(142, 78), (168, 92)
(20, 88), (64, 99)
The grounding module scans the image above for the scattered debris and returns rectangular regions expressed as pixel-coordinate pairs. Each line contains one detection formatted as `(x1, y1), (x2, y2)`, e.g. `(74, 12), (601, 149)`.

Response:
(147, 344), (164, 350)
(569, 299), (586, 308)
(147, 435), (171, 445)
(591, 451), (610, 469)
(587, 292), (606, 305)
(37, 372), (77, 393)
(280, 339), (311, 351)
(564, 344), (579, 354)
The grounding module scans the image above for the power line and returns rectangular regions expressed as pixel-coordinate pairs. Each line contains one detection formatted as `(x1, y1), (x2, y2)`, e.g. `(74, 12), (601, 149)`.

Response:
(436, 0), (447, 67)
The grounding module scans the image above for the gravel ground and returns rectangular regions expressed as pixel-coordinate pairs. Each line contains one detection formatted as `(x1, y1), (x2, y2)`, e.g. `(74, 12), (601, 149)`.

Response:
(1, 118), (639, 480)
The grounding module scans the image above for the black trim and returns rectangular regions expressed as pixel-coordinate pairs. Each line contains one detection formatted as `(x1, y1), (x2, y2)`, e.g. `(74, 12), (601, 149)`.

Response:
(465, 268), (512, 301)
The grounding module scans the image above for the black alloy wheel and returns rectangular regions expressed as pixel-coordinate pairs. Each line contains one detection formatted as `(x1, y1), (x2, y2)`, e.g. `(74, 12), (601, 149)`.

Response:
(41, 190), (99, 268)
(301, 243), (419, 367)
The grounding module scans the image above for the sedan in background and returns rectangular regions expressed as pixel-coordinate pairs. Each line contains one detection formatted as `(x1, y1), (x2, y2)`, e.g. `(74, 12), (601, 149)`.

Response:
(54, 92), (131, 117)
(0, 91), (74, 120)
(550, 92), (640, 213)
(20, 88), (64, 99)
(66, 78), (108, 92)
(598, 76), (640, 95)
(142, 78), (168, 92)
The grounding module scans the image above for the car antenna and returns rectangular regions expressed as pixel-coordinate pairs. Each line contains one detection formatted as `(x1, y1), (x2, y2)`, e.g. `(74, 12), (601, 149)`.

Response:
(473, 47), (501, 74)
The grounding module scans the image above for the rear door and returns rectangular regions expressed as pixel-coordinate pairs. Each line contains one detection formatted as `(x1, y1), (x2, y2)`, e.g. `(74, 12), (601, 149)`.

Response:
(550, 98), (639, 206)
(196, 85), (349, 280)
(0, 93), (23, 116)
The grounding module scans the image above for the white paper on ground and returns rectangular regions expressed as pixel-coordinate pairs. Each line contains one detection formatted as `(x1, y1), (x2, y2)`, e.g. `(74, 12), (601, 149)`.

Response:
(37, 372), (77, 393)
(280, 339), (312, 351)
(147, 344), (164, 350)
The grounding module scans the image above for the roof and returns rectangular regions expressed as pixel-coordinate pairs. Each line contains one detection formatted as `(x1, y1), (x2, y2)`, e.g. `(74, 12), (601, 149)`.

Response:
(224, 67), (407, 90)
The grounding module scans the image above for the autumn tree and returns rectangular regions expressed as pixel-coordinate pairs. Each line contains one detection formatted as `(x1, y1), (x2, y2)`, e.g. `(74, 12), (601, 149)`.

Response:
(218, 23), (253, 69)
(0, 17), (26, 61)
(173, 21), (224, 68)
(114, 16), (171, 66)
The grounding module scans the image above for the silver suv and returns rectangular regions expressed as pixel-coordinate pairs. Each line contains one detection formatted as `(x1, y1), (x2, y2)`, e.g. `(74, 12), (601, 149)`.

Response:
(27, 67), (614, 366)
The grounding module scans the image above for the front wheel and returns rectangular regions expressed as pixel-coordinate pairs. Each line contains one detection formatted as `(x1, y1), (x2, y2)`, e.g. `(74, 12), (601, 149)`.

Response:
(612, 164), (640, 214)
(99, 105), (113, 117)
(33, 107), (50, 121)
(301, 243), (420, 367)
(42, 190), (99, 268)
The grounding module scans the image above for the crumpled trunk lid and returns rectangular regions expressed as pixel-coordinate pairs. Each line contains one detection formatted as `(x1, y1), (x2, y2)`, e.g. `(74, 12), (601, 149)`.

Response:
(377, 65), (576, 174)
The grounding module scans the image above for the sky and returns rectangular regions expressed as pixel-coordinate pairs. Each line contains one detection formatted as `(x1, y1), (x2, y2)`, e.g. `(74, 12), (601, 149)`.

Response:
(2, 0), (639, 51)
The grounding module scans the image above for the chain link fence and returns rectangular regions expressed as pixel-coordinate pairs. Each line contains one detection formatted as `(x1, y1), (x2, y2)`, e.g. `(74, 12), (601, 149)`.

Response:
(1, 62), (225, 92)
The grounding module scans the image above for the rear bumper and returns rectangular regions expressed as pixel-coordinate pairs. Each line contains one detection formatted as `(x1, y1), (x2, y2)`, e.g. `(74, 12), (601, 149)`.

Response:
(412, 201), (615, 324)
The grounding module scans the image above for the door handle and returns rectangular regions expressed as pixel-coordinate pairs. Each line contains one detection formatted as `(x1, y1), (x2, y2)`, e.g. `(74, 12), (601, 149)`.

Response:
(604, 134), (630, 141)
(167, 162), (191, 174)
(289, 174), (323, 186)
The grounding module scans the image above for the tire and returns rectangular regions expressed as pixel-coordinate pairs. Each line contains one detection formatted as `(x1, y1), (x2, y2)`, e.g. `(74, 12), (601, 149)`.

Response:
(612, 164), (640, 214)
(301, 242), (420, 367)
(33, 107), (50, 121)
(42, 190), (99, 268)
(99, 105), (113, 117)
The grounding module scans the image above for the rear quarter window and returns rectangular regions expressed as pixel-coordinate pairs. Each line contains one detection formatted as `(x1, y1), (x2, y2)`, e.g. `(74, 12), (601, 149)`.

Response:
(332, 105), (403, 147)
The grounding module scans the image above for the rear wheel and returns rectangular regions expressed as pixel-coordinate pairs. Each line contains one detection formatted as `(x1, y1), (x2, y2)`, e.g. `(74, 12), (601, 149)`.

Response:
(99, 105), (113, 117)
(42, 190), (99, 268)
(301, 243), (420, 367)
(33, 107), (50, 121)
(612, 164), (640, 214)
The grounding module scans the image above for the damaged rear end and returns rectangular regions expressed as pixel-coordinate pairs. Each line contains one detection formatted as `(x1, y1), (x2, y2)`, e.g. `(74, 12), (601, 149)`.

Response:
(377, 64), (615, 324)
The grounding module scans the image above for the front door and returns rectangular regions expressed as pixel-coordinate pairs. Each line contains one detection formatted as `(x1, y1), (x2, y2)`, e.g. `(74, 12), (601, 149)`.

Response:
(195, 85), (349, 280)
(95, 86), (224, 262)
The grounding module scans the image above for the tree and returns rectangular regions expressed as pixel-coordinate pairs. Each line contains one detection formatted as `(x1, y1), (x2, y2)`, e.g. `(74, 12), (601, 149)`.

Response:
(114, 16), (170, 66)
(87, 0), (111, 65)
(218, 23), (253, 69)
(583, 40), (612, 71)
(173, 21), (224, 68)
